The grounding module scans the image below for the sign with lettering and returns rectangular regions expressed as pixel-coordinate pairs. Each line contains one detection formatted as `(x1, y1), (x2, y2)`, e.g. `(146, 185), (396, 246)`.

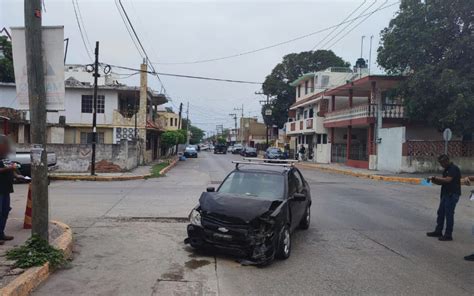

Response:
(11, 26), (65, 110)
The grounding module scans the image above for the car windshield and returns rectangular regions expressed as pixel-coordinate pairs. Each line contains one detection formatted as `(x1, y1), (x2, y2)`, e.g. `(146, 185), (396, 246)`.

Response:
(218, 171), (284, 200)
(268, 148), (281, 154)
(246, 148), (256, 152)
(185, 147), (196, 152)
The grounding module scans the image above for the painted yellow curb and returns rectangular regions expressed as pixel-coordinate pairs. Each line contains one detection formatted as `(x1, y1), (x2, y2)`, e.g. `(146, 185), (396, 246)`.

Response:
(297, 163), (422, 185)
(0, 220), (74, 296)
(159, 158), (178, 176)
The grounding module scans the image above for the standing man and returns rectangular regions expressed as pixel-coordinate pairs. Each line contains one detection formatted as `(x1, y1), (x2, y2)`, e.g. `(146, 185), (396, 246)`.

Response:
(463, 176), (474, 261)
(0, 135), (25, 244)
(426, 154), (461, 241)
(298, 144), (306, 161)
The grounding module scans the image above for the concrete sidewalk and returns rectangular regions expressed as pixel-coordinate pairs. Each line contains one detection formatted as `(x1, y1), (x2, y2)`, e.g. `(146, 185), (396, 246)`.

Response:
(297, 162), (433, 184)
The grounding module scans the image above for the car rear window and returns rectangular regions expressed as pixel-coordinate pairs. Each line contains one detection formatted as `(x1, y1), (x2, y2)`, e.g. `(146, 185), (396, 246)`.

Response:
(218, 171), (284, 200)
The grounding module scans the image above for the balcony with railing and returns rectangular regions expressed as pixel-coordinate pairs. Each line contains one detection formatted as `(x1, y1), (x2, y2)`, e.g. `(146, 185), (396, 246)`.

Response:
(286, 116), (325, 135)
(324, 104), (405, 127)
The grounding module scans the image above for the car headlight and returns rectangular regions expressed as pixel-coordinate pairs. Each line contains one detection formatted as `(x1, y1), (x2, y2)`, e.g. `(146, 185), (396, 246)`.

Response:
(189, 209), (202, 227)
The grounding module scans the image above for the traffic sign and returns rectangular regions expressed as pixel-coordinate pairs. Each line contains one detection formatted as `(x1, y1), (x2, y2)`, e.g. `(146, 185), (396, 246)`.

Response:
(443, 128), (452, 141)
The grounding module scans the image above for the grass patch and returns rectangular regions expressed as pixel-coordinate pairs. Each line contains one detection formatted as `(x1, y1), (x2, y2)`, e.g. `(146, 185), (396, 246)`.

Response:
(6, 235), (66, 269)
(148, 160), (171, 178)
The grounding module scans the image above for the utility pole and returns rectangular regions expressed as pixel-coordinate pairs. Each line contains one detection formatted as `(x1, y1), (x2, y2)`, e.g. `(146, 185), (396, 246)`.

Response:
(229, 113), (237, 144)
(90, 41), (100, 176)
(257, 91), (272, 149)
(234, 105), (244, 145)
(185, 102), (190, 145)
(176, 102), (183, 154)
(25, 0), (49, 240)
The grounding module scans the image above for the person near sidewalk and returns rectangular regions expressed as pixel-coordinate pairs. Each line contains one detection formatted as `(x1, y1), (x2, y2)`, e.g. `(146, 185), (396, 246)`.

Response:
(426, 154), (461, 241)
(0, 135), (26, 244)
(462, 175), (474, 261)
(298, 145), (306, 161)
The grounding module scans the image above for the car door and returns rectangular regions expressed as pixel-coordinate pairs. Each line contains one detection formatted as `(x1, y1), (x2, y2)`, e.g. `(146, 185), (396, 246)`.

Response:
(287, 170), (306, 231)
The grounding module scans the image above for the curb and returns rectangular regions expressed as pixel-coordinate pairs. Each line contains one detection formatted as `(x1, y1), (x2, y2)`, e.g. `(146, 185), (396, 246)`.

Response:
(297, 163), (422, 185)
(0, 220), (73, 296)
(158, 158), (178, 176)
(49, 174), (151, 182)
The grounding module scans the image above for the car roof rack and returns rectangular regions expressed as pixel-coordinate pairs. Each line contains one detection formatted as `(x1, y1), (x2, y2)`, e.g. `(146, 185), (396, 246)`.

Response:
(232, 158), (299, 169)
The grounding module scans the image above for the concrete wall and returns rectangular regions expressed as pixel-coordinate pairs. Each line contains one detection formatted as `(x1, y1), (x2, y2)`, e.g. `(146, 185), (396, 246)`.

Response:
(401, 157), (474, 173)
(17, 140), (138, 172)
(378, 127), (405, 172)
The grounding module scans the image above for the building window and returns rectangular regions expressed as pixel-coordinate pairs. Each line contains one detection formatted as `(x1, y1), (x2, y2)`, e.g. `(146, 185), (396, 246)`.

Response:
(81, 95), (105, 113)
(309, 108), (314, 118)
(303, 110), (308, 119)
(170, 118), (173, 126)
(297, 85), (301, 98)
(80, 132), (104, 144)
(321, 75), (330, 88)
(305, 80), (309, 94)
(175, 118), (178, 126)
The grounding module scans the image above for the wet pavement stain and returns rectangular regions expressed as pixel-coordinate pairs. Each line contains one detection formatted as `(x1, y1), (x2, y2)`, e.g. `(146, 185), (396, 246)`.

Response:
(185, 259), (211, 269)
(160, 263), (184, 281)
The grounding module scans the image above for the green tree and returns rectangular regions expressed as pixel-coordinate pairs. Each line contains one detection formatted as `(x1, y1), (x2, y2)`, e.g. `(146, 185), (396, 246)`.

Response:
(377, 0), (474, 135)
(189, 125), (204, 144)
(0, 36), (14, 83)
(161, 131), (179, 148)
(262, 50), (350, 128)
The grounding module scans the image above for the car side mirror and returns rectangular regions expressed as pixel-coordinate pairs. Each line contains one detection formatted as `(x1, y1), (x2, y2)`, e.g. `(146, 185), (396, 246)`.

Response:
(206, 187), (215, 192)
(292, 192), (306, 201)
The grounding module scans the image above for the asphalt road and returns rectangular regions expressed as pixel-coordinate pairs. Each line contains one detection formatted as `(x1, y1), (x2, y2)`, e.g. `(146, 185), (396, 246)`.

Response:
(9, 152), (472, 295)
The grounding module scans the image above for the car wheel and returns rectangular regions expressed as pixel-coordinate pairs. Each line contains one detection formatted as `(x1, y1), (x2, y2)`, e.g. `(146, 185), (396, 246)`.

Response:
(299, 204), (311, 230)
(276, 225), (291, 260)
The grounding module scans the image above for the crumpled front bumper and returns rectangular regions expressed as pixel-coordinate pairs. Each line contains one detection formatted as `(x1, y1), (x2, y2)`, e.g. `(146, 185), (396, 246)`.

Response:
(184, 223), (277, 265)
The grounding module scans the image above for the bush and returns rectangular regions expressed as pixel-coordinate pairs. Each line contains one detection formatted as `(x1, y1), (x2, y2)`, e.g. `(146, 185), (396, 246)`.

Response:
(6, 235), (66, 269)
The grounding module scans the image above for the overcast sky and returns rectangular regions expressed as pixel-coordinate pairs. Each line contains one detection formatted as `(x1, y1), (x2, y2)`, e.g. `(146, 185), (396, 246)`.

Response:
(1, 0), (399, 135)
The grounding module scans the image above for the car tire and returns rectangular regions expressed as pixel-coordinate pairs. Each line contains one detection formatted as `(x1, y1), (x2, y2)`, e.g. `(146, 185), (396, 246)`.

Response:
(299, 204), (311, 230)
(276, 224), (291, 260)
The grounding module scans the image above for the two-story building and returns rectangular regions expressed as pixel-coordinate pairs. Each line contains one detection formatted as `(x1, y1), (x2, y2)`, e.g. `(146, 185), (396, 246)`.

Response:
(0, 63), (168, 164)
(286, 67), (361, 162)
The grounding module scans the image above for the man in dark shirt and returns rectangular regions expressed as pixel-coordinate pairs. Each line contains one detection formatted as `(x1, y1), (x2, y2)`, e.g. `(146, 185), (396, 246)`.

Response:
(426, 154), (461, 241)
(0, 135), (25, 244)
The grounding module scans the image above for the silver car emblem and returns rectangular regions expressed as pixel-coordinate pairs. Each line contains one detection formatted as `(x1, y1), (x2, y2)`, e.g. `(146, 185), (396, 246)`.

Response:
(218, 227), (229, 233)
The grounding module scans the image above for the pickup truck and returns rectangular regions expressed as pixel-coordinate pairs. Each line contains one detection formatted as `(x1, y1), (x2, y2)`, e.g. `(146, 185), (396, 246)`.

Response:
(8, 151), (57, 176)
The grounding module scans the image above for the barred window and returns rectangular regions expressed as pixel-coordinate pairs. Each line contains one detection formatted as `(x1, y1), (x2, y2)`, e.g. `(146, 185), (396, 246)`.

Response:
(81, 95), (105, 113)
(80, 132), (104, 144)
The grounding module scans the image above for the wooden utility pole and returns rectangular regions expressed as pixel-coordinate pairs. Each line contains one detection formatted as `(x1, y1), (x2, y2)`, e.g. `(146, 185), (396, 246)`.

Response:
(233, 105), (244, 145)
(175, 102), (183, 154)
(90, 41), (100, 176)
(24, 0), (49, 240)
(257, 91), (272, 149)
(185, 102), (190, 145)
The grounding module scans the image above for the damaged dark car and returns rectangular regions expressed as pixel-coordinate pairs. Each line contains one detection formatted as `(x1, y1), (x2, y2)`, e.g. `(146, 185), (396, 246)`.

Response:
(184, 161), (311, 265)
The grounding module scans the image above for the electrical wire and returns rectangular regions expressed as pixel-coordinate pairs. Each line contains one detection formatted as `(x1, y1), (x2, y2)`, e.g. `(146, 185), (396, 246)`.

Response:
(116, 0), (169, 97)
(71, 0), (93, 61)
(152, 1), (399, 65)
(325, 0), (390, 50)
(311, 0), (367, 50)
(114, 0), (145, 59)
(105, 64), (263, 85)
(74, 0), (93, 54)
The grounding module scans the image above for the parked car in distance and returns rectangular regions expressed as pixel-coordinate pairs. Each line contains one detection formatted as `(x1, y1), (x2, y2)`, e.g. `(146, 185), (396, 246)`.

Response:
(264, 147), (285, 160)
(9, 151), (57, 177)
(227, 146), (233, 153)
(241, 147), (257, 157)
(231, 144), (243, 154)
(185, 160), (312, 265)
(184, 147), (198, 158)
(214, 144), (227, 154)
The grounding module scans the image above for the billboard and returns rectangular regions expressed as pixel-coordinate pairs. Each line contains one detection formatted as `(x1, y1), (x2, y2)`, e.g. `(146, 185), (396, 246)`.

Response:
(11, 26), (65, 110)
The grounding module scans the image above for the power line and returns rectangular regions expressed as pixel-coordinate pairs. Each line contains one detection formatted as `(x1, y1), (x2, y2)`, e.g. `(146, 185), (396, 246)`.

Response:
(311, 0), (367, 50)
(114, 0), (145, 59)
(116, 0), (169, 97)
(74, 0), (93, 54)
(106, 64), (263, 84)
(325, 0), (390, 50)
(152, 1), (399, 65)
(71, 0), (93, 61)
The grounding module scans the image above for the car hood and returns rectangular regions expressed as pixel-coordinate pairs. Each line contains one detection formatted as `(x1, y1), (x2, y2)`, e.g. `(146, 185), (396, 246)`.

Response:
(199, 192), (281, 223)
